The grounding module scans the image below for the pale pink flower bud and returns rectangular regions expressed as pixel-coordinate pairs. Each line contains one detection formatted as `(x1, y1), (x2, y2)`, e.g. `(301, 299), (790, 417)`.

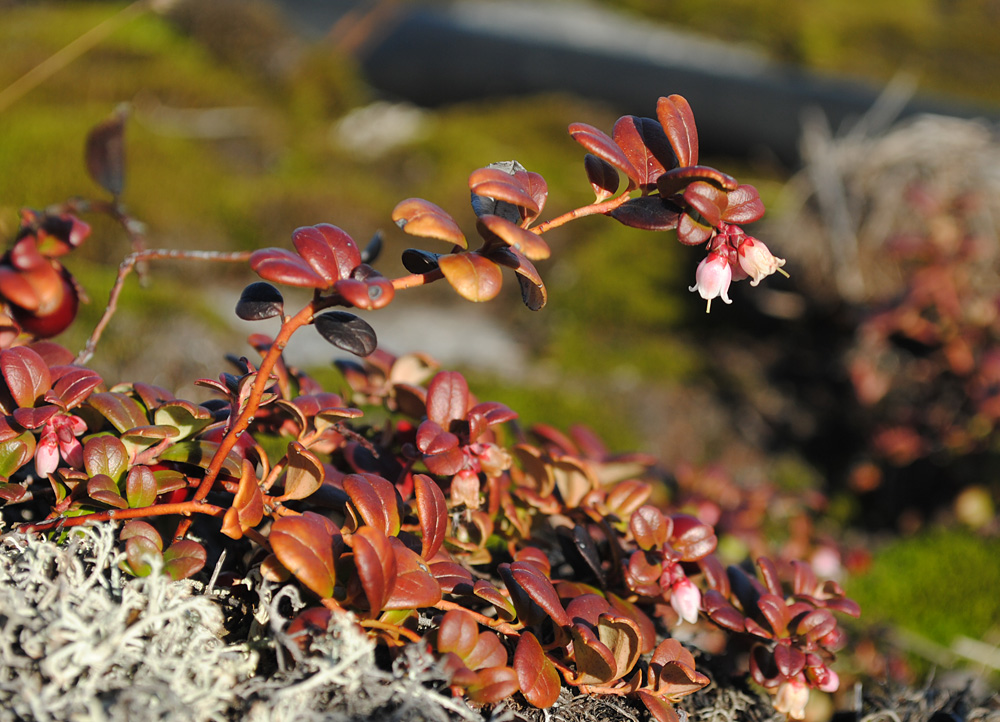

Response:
(689, 251), (733, 313)
(773, 675), (810, 720)
(670, 575), (702, 625)
(807, 664), (840, 693)
(34, 429), (60, 477)
(450, 469), (482, 510)
(737, 236), (787, 287)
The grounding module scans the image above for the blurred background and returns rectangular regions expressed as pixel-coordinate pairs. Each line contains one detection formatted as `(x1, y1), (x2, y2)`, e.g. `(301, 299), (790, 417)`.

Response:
(1, 0), (999, 710)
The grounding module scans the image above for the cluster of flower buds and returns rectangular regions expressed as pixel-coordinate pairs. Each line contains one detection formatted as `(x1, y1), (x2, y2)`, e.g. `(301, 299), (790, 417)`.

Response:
(689, 222), (787, 312)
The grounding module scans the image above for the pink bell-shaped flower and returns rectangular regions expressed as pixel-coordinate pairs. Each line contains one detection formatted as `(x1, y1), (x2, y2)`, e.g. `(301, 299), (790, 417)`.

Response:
(689, 251), (733, 312)
(737, 236), (787, 287)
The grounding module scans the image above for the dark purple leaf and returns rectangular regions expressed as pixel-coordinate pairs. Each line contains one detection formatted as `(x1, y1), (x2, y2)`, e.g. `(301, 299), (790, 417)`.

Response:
(657, 95), (699, 168)
(85, 108), (126, 197)
(609, 196), (682, 231)
(236, 282), (284, 321)
(568, 122), (639, 188)
(583, 153), (620, 200)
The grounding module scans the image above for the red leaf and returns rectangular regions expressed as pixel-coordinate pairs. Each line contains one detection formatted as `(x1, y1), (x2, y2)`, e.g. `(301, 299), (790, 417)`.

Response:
(384, 538), (441, 610)
(477, 214), (551, 261)
(343, 473), (401, 537)
(250, 248), (326, 288)
(670, 514), (717, 561)
(612, 115), (675, 189)
(352, 525), (397, 613)
(0, 346), (52, 409)
(120, 519), (162, 550)
(519, 170), (548, 221)
(774, 643), (806, 678)
(676, 212), (714, 246)
(657, 165), (739, 196)
(796, 609), (837, 641)
(514, 631), (561, 708)
(757, 594), (791, 637)
(292, 224), (360, 284)
(630, 505), (671, 551)
(429, 560), (474, 595)
(657, 95), (699, 167)
(221, 458), (263, 538)
(568, 122), (639, 188)
(439, 252), (503, 303)
(509, 561), (570, 627)
(281, 441), (324, 501)
(702, 590), (745, 632)
(437, 609), (480, 658)
(682, 181), (728, 228)
(723, 184), (766, 224)
(469, 168), (540, 214)
(87, 391), (148, 434)
(756, 557), (784, 596)
(413, 474), (447, 559)
(466, 666), (520, 705)
(392, 198), (467, 249)
(85, 108), (126, 197)
(638, 691), (682, 722)
(270, 512), (341, 599)
(473, 580), (517, 621)
(465, 630), (508, 670)
(416, 419), (459, 455)
(44, 366), (102, 410)
(425, 371), (469, 428)
(648, 638), (710, 700)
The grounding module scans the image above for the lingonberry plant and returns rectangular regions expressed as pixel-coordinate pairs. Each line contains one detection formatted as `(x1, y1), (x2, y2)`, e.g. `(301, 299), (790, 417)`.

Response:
(0, 95), (852, 721)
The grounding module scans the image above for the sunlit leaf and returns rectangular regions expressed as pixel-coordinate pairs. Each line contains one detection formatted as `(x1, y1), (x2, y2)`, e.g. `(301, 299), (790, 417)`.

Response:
(86, 473), (127, 509)
(344, 472), (401, 537)
(270, 512), (341, 599)
(723, 184), (766, 224)
(125, 464), (156, 508)
(466, 666), (520, 705)
(612, 115), (676, 189)
(281, 441), (324, 500)
(439, 252), (503, 303)
(83, 435), (128, 482)
(0, 346), (51, 409)
(414, 474), (447, 559)
(657, 95), (699, 168)
(392, 198), (467, 248)
(437, 608), (479, 659)
(352, 525), (397, 613)
(568, 122), (638, 188)
(514, 631), (560, 708)
(292, 223), (361, 283)
(162, 540), (207, 581)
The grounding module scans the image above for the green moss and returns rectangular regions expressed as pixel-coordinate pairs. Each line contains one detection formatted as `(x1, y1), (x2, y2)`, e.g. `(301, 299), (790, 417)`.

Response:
(846, 529), (1000, 647)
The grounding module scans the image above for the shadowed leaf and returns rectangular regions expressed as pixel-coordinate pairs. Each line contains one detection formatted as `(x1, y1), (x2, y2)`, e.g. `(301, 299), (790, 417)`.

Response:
(281, 441), (324, 500)
(649, 638), (710, 700)
(682, 181), (728, 228)
(474, 580), (517, 621)
(0, 432), (35, 478)
(583, 153), (620, 201)
(477, 215), (550, 261)
(87, 392), (148, 434)
(401, 248), (442, 273)
(124, 536), (160, 577)
(638, 690), (682, 722)
(437, 608), (479, 658)
(158, 440), (242, 477)
(467, 666), (520, 705)
(221, 458), (264, 539)
(610, 196), (681, 232)
(314, 311), (377, 357)
(85, 108), (126, 197)
(236, 282), (284, 321)
(569, 623), (617, 685)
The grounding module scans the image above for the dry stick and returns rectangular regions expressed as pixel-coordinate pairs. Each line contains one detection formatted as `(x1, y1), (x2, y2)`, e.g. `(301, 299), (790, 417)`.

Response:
(75, 248), (252, 366)
(16, 499), (226, 535)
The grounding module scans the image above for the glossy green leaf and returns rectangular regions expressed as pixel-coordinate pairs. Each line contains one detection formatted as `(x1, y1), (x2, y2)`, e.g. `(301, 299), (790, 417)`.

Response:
(162, 540), (207, 581)
(125, 465), (156, 508)
(83, 435), (128, 482)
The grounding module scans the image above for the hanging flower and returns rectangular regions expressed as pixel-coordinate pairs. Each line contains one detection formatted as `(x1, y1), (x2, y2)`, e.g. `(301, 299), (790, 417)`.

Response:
(737, 235), (787, 287)
(689, 251), (733, 312)
(35, 413), (87, 477)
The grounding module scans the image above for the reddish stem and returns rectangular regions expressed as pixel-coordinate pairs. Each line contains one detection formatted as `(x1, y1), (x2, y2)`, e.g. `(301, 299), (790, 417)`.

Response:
(17, 499), (225, 535)
(433, 599), (523, 637)
(530, 193), (633, 235)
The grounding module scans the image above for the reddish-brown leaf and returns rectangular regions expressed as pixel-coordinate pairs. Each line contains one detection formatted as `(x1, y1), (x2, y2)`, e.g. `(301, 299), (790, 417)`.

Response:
(392, 198), (467, 249)
(120, 519), (162, 550)
(45, 366), (102, 410)
(413, 473), (447, 559)
(756, 557), (784, 596)
(774, 643), (806, 678)
(656, 165), (738, 196)
(702, 590), (745, 632)
(796, 608), (837, 641)
(281, 441), (324, 501)
(250, 248), (326, 287)
(425, 371), (469, 428)
(221, 458), (263, 538)
(568, 122), (639, 187)
(292, 224), (360, 284)
(465, 630), (508, 670)
(757, 593), (791, 637)
(466, 666), (520, 705)
(473, 580), (517, 621)
(519, 170), (549, 221)
(352, 525), (397, 613)
(657, 95), (699, 168)
(429, 560), (474, 595)
(438, 252), (503, 303)
(0, 346), (51, 409)
(469, 168), (540, 214)
(509, 561), (570, 627)
(477, 214), (550, 261)
(416, 419), (459, 455)
(648, 638), (710, 700)
(630, 505), (671, 551)
(87, 392), (148, 434)
(723, 184), (766, 224)
(676, 212), (714, 246)
(612, 115), (676, 189)
(343, 472), (401, 536)
(638, 691), (682, 722)
(437, 609), (480, 658)
(384, 538), (441, 610)
(270, 512), (340, 599)
(670, 514), (717, 560)
(608, 593), (656, 653)
(514, 631), (561, 708)
(682, 181), (728, 228)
